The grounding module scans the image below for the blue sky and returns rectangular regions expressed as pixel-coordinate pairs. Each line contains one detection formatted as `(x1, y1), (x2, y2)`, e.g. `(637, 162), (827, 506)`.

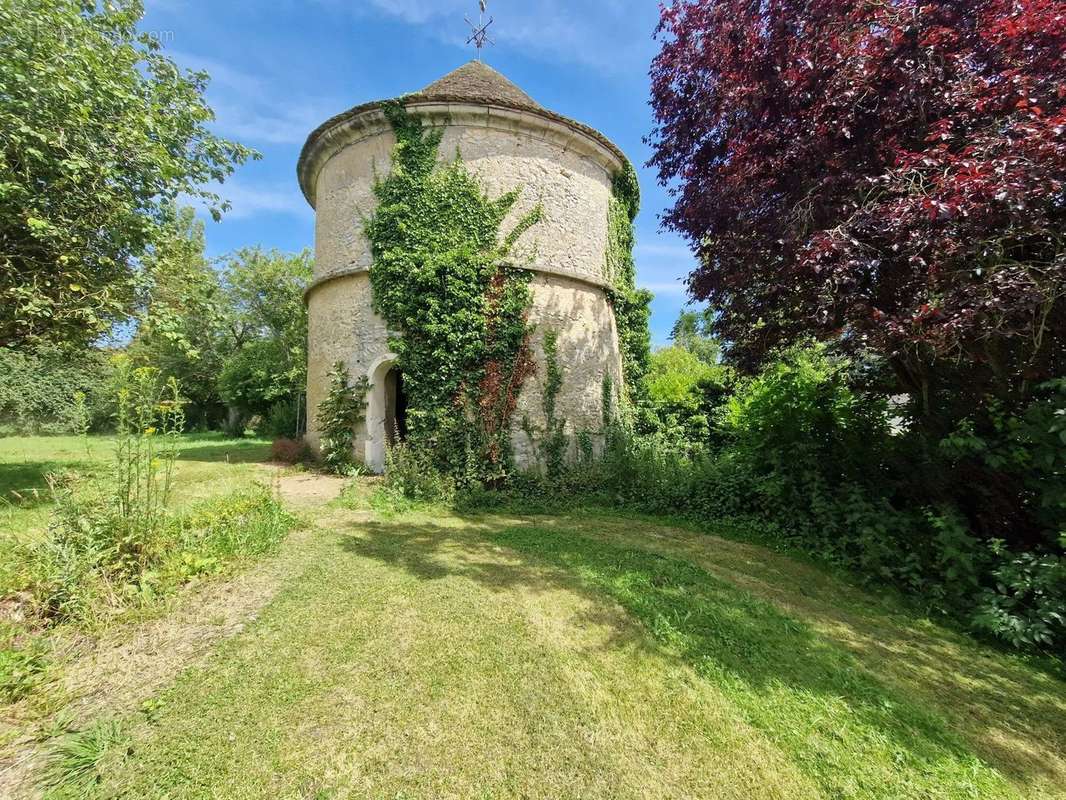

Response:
(142, 0), (698, 346)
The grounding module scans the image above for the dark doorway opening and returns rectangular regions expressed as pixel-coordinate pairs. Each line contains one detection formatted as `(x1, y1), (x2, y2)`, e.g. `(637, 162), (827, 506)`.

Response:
(384, 367), (408, 446)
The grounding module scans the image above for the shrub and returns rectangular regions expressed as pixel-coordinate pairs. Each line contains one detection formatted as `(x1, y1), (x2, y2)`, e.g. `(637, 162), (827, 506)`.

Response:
(373, 442), (455, 513)
(643, 345), (724, 449)
(217, 338), (295, 422)
(270, 438), (310, 465)
(0, 345), (116, 436)
(941, 379), (1066, 545)
(315, 362), (369, 475)
(721, 342), (891, 473)
(971, 539), (1066, 655)
(263, 399), (302, 439)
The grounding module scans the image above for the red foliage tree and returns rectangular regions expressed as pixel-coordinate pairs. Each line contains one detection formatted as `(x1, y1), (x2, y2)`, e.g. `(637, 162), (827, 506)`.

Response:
(649, 0), (1066, 412)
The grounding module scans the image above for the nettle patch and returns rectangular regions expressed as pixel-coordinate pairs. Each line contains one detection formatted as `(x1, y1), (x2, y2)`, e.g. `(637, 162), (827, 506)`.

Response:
(365, 104), (542, 481)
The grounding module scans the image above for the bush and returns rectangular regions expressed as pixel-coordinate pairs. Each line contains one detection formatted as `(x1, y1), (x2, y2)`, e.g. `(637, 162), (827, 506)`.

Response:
(262, 399), (302, 439)
(372, 442), (455, 513)
(971, 539), (1066, 654)
(270, 438), (310, 465)
(941, 379), (1066, 546)
(218, 339), (297, 422)
(0, 345), (116, 436)
(315, 363), (369, 475)
(643, 345), (727, 450)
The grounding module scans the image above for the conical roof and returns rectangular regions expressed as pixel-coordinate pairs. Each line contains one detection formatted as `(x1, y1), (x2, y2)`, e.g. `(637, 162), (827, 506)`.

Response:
(420, 61), (542, 111)
(298, 61), (631, 206)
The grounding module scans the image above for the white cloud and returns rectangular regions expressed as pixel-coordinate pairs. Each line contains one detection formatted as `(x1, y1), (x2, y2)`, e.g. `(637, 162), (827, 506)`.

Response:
(183, 181), (311, 221)
(332, 0), (659, 74)
(217, 182), (311, 220)
(166, 50), (340, 146)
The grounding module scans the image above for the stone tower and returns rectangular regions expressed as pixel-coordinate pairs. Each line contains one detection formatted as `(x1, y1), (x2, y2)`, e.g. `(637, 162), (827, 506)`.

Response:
(298, 61), (633, 471)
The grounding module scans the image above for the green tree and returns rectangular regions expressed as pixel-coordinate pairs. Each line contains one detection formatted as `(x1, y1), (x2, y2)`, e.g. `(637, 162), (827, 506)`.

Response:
(0, 0), (257, 348)
(218, 340), (293, 420)
(670, 308), (720, 366)
(130, 241), (311, 433)
(128, 208), (230, 427)
(644, 345), (727, 447)
(0, 344), (116, 435)
(221, 247), (311, 367)
(217, 248), (312, 433)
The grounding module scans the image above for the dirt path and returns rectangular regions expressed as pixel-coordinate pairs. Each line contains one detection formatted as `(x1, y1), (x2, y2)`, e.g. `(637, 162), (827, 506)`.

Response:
(264, 466), (349, 508)
(0, 468), (346, 799)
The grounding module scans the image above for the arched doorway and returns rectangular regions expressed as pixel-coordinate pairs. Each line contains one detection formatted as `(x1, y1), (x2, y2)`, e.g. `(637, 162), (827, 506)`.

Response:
(383, 366), (408, 446)
(366, 353), (400, 472)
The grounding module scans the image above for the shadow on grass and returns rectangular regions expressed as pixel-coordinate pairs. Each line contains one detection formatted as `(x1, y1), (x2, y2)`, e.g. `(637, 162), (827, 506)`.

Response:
(170, 433), (271, 464)
(0, 460), (95, 508)
(338, 515), (1034, 798)
(174, 443), (271, 464)
(541, 511), (1066, 789)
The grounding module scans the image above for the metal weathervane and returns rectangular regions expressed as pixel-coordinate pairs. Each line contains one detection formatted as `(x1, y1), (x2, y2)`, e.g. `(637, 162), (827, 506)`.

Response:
(465, 0), (495, 61)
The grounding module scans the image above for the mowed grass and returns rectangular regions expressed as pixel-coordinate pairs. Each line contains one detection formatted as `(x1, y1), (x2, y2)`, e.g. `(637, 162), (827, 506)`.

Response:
(0, 434), (272, 541)
(2, 437), (1061, 798)
(77, 503), (1066, 800)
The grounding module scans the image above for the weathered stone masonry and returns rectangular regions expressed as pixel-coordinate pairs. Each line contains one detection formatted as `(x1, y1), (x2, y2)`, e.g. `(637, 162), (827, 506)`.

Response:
(298, 61), (633, 470)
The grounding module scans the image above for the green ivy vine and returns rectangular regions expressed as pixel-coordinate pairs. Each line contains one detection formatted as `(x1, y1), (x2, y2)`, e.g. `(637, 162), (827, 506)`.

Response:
(532, 330), (567, 477)
(365, 103), (542, 479)
(605, 163), (652, 403)
(315, 361), (369, 474)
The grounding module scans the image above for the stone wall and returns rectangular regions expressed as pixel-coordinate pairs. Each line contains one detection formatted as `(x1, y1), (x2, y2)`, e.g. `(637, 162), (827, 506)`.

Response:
(304, 104), (625, 470)
(305, 272), (388, 457)
(512, 273), (623, 468)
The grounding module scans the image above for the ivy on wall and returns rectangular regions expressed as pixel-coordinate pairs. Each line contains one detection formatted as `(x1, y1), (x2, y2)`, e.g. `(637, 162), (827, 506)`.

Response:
(528, 330), (567, 477)
(316, 361), (369, 475)
(365, 103), (542, 478)
(605, 163), (653, 404)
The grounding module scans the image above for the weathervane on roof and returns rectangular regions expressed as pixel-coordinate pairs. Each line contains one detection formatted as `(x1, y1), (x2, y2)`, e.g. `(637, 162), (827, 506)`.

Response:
(465, 0), (495, 61)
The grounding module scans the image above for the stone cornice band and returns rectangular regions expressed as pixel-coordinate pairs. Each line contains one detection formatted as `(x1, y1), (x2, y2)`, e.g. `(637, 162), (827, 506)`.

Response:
(304, 261), (614, 303)
(297, 99), (630, 209)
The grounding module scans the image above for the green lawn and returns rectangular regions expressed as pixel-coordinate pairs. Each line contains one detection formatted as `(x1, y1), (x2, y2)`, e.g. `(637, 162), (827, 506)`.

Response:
(0, 434), (272, 540)
(1, 436), (1064, 799)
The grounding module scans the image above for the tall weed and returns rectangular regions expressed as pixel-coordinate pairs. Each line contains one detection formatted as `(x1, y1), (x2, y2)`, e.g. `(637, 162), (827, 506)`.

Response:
(10, 367), (295, 628)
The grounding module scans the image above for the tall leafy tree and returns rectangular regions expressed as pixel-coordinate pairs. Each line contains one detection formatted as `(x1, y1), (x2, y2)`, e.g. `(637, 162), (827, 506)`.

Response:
(649, 0), (1065, 416)
(129, 208), (230, 426)
(217, 248), (312, 429)
(0, 0), (257, 348)
(132, 234), (312, 430)
(221, 247), (312, 366)
(670, 308), (721, 365)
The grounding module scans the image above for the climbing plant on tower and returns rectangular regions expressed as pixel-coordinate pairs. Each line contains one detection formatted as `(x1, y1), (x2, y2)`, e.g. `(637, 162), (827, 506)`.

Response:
(364, 104), (543, 480)
(605, 163), (653, 408)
